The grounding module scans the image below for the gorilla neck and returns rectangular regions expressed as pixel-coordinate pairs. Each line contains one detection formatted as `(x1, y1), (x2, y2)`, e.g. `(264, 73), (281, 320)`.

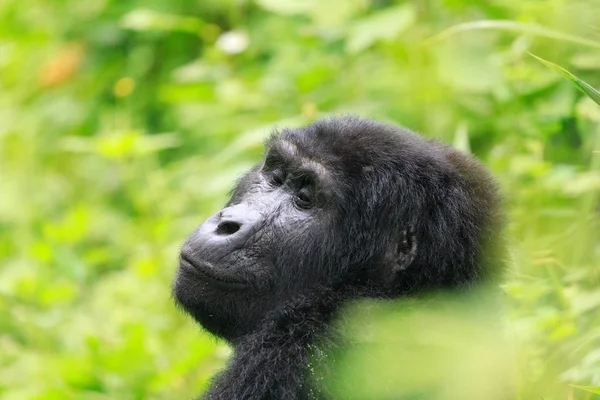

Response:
(203, 287), (348, 400)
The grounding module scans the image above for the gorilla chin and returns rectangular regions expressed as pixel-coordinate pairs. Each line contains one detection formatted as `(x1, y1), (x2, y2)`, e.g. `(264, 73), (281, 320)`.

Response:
(172, 115), (505, 399)
(174, 258), (271, 341)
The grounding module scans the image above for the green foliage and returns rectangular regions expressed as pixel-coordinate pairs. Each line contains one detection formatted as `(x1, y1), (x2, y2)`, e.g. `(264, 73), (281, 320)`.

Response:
(0, 0), (599, 398)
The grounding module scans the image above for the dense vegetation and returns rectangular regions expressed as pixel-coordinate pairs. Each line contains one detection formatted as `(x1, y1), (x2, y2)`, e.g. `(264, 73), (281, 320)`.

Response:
(1, 1), (599, 399)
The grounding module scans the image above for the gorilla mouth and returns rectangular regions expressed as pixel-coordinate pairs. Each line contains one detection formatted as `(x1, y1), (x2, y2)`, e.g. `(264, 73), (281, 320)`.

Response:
(179, 254), (249, 287)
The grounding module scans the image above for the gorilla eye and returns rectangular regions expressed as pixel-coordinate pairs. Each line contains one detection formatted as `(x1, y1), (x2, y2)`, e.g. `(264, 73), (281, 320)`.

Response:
(269, 169), (286, 186)
(296, 188), (313, 208)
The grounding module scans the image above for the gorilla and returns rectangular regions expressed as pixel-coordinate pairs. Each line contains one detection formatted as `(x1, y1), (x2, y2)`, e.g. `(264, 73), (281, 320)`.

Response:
(173, 116), (504, 399)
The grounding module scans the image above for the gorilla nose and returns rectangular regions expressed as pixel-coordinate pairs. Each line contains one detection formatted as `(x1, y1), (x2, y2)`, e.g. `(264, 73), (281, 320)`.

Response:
(216, 220), (241, 236)
(180, 205), (262, 265)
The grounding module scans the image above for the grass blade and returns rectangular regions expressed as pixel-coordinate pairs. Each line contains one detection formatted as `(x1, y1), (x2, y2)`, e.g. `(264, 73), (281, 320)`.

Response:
(570, 385), (600, 394)
(426, 20), (600, 49)
(530, 53), (600, 106)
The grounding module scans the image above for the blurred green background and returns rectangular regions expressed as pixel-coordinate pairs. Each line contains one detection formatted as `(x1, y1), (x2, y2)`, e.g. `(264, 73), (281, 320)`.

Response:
(1, 0), (600, 399)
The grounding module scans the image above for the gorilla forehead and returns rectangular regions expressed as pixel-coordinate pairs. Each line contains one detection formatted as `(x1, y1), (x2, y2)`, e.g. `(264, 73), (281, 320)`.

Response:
(274, 116), (436, 174)
(271, 140), (331, 178)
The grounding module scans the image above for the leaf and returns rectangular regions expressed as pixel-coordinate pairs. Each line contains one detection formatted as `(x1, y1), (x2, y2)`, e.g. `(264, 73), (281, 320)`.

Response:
(570, 384), (600, 394)
(529, 53), (600, 106)
(121, 9), (203, 33)
(61, 131), (181, 159)
(453, 122), (471, 154)
(346, 4), (416, 54)
(255, 0), (318, 15)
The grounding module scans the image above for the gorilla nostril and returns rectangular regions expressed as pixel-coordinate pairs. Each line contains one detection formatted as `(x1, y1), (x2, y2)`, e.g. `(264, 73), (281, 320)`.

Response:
(216, 221), (241, 236)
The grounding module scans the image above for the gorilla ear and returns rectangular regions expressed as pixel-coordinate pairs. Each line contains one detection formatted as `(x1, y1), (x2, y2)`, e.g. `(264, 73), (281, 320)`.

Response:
(393, 227), (417, 273)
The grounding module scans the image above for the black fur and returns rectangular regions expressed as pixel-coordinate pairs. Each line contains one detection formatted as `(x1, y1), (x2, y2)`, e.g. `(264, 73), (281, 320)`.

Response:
(173, 116), (504, 399)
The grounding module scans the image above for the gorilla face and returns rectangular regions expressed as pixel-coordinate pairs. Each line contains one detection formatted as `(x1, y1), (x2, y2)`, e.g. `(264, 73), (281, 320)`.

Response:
(175, 164), (333, 339)
(173, 116), (502, 342)
(174, 128), (356, 340)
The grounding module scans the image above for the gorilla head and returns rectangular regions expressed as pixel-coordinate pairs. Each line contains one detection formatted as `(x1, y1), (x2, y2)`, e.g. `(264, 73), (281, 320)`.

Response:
(173, 116), (504, 399)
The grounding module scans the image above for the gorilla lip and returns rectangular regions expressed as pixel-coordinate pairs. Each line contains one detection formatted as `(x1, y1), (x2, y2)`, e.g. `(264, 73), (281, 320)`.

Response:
(179, 255), (248, 287)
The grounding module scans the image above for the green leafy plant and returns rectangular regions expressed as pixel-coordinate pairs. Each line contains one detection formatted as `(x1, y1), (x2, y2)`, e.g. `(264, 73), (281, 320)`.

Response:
(1, 1), (600, 398)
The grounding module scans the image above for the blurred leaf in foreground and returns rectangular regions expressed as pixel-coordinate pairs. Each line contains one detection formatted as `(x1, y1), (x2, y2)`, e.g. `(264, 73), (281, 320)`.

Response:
(319, 290), (515, 400)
